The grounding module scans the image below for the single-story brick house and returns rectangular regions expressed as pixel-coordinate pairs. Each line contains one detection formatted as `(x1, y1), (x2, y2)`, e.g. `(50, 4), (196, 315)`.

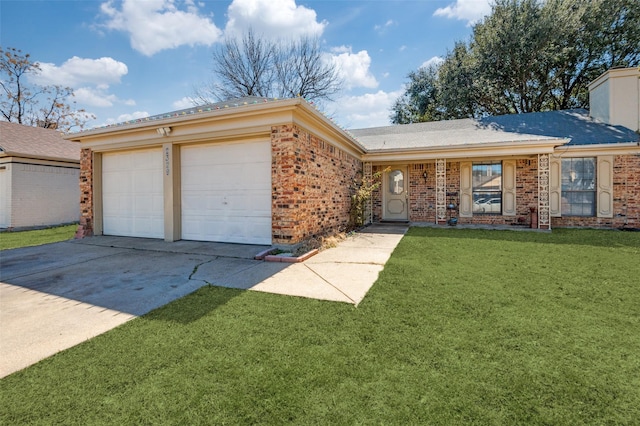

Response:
(0, 121), (80, 229)
(67, 68), (640, 246)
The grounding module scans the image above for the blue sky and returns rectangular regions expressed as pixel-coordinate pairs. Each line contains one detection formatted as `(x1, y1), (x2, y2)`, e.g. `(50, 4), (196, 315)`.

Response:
(1, 0), (491, 130)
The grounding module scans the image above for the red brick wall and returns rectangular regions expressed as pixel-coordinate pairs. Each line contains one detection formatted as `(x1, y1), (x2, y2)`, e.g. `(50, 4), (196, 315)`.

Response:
(456, 159), (539, 227)
(374, 155), (639, 229)
(271, 124), (362, 245)
(75, 147), (93, 238)
(552, 154), (640, 229)
(378, 161), (536, 226)
(408, 163), (436, 222)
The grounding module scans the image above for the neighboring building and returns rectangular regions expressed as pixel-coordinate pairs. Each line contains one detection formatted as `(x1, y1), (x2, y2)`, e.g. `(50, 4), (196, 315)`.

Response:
(0, 122), (81, 229)
(66, 68), (640, 246)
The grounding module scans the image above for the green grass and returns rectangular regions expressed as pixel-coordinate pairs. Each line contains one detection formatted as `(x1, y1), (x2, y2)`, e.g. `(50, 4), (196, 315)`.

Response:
(1, 228), (639, 424)
(0, 224), (77, 250)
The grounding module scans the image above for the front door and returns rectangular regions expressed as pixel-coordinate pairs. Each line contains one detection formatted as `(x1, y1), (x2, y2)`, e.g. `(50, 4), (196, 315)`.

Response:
(383, 166), (409, 221)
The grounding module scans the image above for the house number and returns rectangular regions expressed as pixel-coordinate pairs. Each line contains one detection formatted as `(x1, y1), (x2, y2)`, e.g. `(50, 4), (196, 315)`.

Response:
(164, 147), (170, 176)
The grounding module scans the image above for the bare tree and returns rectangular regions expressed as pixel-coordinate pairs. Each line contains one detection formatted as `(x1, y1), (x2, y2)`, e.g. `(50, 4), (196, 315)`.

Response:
(195, 30), (276, 102)
(195, 30), (342, 104)
(274, 36), (341, 101)
(0, 47), (93, 131)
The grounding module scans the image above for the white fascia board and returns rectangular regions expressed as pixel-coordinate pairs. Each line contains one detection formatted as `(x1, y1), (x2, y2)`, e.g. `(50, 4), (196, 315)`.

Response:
(362, 138), (568, 162)
(553, 142), (640, 157)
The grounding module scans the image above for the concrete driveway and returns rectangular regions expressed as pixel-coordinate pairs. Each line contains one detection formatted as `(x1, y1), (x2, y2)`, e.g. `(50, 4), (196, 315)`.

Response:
(0, 224), (406, 377)
(0, 237), (284, 377)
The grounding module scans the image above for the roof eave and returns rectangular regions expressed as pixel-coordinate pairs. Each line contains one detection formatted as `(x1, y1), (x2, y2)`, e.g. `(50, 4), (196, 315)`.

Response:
(63, 98), (365, 156)
(362, 138), (569, 162)
(64, 99), (306, 141)
(0, 152), (80, 163)
(557, 141), (640, 155)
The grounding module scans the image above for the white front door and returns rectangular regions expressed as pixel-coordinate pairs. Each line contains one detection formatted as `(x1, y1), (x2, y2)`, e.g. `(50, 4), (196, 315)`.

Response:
(181, 141), (272, 245)
(383, 166), (408, 221)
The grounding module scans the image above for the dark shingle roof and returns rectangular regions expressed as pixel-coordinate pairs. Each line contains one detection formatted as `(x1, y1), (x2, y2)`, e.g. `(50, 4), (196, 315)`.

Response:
(0, 121), (80, 161)
(350, 109), (639, 151)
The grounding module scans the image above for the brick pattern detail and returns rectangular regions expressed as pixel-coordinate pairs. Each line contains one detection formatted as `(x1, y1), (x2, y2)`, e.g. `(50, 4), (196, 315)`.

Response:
(371, 165), (383, 222)
(552, 154), (640, 229)
(376, 159), (541, 227)
(271, 124), (362, 245)
(376, 155), (640, 229)
(454, 159), (539, 227)
(75, 147), (93, 238)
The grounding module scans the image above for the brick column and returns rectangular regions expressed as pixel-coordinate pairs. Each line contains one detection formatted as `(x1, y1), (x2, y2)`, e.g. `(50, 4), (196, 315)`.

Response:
(75, 147), (93, 238)
(271, 124), (306, 245)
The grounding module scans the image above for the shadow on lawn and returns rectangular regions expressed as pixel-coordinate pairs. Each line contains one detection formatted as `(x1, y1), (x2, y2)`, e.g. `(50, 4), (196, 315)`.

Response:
(145, 285), (243, 324)
(408, 226), (640, 249)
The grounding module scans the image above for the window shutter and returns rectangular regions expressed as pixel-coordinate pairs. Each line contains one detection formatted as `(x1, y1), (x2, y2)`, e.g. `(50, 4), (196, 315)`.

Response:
(502, 160), (516, 216)
(549, 156), (562, 217)
(597, 155), (614, 218)
(459, 161), (472, 217)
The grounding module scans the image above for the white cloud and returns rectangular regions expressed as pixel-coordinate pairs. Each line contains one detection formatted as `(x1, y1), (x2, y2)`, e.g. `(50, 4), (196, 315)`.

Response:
(103, 111), (150, 126)
(100, 0), (222, 56)
(73, 87), (118, 107)
(225, 0), (326, 40)
(420, 56), (444, 69)
(334, 89), (403, 129)
(374, 19), (396, 33)
(72, 86), (135, 108)
(27, 56), (132, 109)
(433, 0), (492, 25)
(172, 96), (195, 109)
(31, 56), (128, 87)
(329, 46), (378, 90)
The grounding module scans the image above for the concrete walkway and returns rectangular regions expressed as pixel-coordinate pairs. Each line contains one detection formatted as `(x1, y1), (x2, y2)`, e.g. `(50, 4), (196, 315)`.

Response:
(0, 223), (406, 377)
(249, 223), (407, 304)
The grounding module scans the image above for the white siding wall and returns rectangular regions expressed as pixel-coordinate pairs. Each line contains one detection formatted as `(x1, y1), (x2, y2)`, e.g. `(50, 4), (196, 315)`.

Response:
(589, 78), (610, 126)
(9, 163), (80, 228)
(0, 164), (12, 228)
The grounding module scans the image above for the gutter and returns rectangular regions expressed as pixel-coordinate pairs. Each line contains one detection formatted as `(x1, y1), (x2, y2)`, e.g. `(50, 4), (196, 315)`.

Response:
(362, 138), (569, 162)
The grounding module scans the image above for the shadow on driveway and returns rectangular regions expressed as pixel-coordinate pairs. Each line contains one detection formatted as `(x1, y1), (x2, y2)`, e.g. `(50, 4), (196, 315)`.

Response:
(0, 236), (287, 317)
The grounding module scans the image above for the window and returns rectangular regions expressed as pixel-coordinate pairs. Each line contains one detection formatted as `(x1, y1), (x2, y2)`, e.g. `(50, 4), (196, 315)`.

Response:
(388, 169), (404, 195)
(561, 157), (595, 216)
(472, 162), (502, 214)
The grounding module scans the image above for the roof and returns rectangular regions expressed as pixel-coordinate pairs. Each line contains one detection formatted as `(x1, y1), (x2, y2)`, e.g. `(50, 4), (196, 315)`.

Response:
(350, 109), (639, 151)
(144, 96), (279, 121)
(0, 121), (80, 162)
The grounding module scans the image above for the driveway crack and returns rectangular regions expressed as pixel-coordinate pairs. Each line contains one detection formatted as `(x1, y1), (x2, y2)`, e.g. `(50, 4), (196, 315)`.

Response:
(188, 258), (216, 281)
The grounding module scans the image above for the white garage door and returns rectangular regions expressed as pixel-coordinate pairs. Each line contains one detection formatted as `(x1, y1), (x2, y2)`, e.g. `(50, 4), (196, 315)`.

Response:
(181, 141), (271, 245)
(102, 149), (164, 238)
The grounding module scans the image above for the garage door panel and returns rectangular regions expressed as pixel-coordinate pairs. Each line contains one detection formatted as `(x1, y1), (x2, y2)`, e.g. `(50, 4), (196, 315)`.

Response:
(102, 149), (164, 239)
(181, 141), (271, 244)
(182, 217), (271, 245)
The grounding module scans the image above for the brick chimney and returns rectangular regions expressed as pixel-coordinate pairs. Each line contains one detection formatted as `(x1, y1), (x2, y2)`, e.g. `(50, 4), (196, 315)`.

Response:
(588, 67), (640, 132)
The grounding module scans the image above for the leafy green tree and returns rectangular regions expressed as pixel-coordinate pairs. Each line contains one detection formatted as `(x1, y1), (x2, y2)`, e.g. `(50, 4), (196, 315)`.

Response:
(437, 42), (478, 120)
(390, 65), (441, 124)
(390, 0), (640, 123)
(0, 47), (92, 131)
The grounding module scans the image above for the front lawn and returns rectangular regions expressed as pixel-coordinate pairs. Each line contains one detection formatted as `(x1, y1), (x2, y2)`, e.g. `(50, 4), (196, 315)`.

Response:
(1, 228), (639, 424)
(0, 224), (77, 250)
